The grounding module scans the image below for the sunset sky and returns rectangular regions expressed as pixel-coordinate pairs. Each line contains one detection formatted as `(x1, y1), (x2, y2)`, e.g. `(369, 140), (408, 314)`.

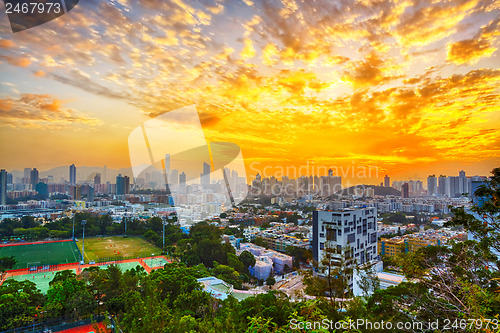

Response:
(0, 0), (499, 184)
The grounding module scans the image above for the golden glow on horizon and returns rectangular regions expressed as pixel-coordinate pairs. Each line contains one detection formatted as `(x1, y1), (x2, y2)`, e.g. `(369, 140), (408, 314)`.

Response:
(0, 0), (499, 181)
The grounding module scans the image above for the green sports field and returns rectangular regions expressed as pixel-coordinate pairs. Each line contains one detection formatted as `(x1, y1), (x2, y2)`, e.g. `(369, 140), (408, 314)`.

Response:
(76, 236), (161, 262)
(0, 241), (81, 269)
(7, 269), (76, 294)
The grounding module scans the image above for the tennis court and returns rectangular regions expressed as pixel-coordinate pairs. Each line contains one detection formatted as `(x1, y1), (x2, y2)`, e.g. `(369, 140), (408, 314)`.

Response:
(96, 261), (143, 272)
(211, 283), (231, 293)
(144, 257), (168, 268)
(0, 241), (81, 269)
(7, 269), (76, 294)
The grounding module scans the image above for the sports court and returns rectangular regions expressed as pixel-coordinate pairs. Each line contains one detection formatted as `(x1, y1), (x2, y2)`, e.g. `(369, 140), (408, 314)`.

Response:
(0, 241), (81, 269)
(144, 257), (168, 268)
(96, 261), (143, 272)
(4, 261), (143, 294)
(7, 269), (77, 294)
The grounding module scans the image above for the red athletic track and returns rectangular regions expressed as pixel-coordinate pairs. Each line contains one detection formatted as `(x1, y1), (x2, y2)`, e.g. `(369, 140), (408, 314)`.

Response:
(0, 239), (73, 247)
(58, 322), (107, 333)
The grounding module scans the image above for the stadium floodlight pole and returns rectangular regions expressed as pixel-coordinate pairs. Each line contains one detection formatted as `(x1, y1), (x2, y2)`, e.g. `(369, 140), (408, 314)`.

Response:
(81, 220), (87, 264)
(72, 214), (75, 240)
(162, 216), (166, 249)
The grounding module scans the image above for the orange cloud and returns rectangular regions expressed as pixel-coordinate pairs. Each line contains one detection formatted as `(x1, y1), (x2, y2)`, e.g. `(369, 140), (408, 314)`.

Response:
(2, 55), (31, 67)
(0, 94), (100, 129)
(447, 19), (499, 65)
(342, 52), (397, 88)
(0, 39), (14, 48)
(34, 70), (46, 77)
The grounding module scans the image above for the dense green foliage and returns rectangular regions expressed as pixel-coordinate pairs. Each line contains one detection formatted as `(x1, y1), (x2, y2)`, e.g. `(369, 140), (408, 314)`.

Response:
(0, 256), (16, 273)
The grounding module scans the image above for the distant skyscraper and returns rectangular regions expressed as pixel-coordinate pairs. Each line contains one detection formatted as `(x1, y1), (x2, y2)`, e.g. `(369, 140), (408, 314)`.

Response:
(470, 178), (487, 205)
(69, 185), (82, 200)
(23, 168), (30, 179)
(163, 154), (171, 195)
(30, 168), (39, 190)
(124, 176), (130, 194)
(438, 175), (448, 197)
(427, 175), (437, 196)
(69, 164), (76, 185)
(384, 175), (390, 187)
(328, 176), (342, 195)
(0, 169), (7, 205)
(179, 172), (187, 193)
(164, 154), (170, 176)
(116, 174), (126, 195)
(449, 176), (460, 198)
(458, 170), (467, 195)
(416, 180), (423, 193)
(94, 173), (101, 185)
(401, 183), (409, 198)
(201, 162), (211, 186)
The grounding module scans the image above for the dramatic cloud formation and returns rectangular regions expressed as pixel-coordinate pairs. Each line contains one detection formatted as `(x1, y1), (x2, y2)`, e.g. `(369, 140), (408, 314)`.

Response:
(0, 0), (498, 179)
(0, 94), (100, 128)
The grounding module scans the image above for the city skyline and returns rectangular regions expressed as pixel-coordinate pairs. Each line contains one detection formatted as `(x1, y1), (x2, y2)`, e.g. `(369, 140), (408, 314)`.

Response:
(1, 162), (491, 188)
(0, 0), (499, 181)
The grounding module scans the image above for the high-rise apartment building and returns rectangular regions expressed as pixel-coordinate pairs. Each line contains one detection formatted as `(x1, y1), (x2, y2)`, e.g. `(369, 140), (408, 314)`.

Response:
(401, 183), (409, 198)
(313, 207), (378, 291)
(0, 169), (7, 205)
(384, 175), (390, 188)
(427, 175), (437, 196)
(179, 172), (187, 194)
(116, 174), (125, 195)
(458, 170), (467, 195)
(30, 168), (39, 190)
(69, 185), (82, 200)
(164, 154), (170, 176)
(124, 175), (130, 194)
(448, 176), (460, 198)
(201, 162), (211, 186)
(438, 175), (448, 197)
(69, 164), (76, 185)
